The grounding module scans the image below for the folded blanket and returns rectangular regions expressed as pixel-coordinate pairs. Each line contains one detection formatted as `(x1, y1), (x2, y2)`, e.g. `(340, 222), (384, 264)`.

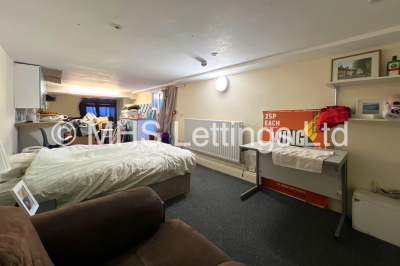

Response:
(272, 146), (334, 173)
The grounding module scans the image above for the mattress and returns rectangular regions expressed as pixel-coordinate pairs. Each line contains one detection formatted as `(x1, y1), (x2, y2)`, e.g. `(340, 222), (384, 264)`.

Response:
(0, 141), (196, 208)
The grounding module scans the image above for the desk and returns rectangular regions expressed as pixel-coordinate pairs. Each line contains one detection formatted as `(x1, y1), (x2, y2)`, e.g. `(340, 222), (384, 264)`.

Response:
(240, 141), (348, 240)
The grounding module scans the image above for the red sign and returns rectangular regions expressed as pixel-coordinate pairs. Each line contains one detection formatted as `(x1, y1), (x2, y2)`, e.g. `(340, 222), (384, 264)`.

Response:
(263, 179), (328, 209)
(262, 109), (326, 148)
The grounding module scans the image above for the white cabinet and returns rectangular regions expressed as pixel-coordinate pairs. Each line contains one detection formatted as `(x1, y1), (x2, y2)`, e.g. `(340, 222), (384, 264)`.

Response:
(14, 63), (47, 109)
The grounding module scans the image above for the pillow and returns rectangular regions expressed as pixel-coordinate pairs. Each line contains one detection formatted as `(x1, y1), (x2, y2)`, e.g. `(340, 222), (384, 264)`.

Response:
(0, 153), (38, 182)
(0, 207), (54, 266)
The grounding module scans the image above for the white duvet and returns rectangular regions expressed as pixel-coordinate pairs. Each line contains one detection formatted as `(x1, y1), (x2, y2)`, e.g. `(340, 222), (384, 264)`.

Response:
(14, 141), (195, 208)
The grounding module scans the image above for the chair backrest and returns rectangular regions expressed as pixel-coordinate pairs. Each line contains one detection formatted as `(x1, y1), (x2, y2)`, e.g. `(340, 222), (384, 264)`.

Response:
(39, 128), (50, 148)
(39, 128), (61, 149)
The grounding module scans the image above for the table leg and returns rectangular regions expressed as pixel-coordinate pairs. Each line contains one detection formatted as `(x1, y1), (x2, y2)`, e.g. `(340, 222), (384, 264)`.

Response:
(334, 160), (348, 240)
(240, 151), (263, 201)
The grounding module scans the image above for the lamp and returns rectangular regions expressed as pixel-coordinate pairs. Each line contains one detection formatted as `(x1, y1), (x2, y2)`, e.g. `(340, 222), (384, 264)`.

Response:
(0, 140), (11, 174)
(216, 76), (230, 92)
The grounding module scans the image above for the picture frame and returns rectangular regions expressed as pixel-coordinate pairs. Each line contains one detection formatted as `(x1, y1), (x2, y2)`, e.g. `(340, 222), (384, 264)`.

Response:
(354, 98), (386, 119)
(331, 50), (381, 82)
(10, 180), (39, 216)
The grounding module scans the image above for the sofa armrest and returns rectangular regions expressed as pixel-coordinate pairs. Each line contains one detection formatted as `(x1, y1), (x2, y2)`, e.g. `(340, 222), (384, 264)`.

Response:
(30, 187), (164, 266)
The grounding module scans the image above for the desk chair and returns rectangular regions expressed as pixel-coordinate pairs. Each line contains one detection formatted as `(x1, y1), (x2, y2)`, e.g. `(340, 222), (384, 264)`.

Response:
(39, 128), (61, 149)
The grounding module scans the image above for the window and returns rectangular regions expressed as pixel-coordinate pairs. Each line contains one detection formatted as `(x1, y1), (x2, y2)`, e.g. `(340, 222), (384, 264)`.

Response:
(152, 92), (158, 108)
(86, 106), (97, 116)
(99, 106), (116, 119)
(79, 98), (117, 120)
(159, 93), (163, 112)
(152, 92), (163, 112)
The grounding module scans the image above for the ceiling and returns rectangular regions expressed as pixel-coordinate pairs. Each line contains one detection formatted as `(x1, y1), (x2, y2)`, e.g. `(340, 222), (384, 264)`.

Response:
(1, 0), (400, 93)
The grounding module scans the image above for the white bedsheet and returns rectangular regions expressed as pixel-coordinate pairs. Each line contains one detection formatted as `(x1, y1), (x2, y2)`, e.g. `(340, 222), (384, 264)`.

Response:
(1, 141), (195, 208)
(0, 178), (21, 206)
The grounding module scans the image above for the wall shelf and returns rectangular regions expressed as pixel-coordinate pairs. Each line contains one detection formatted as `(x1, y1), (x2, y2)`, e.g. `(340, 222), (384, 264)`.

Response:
(327, 75), (400, 89)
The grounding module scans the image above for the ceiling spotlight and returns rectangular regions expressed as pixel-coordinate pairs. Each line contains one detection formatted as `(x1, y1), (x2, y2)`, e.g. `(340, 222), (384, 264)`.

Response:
(211, 52), (218, 57)
(111, 23), (123, 30)
(216, 76), (230, 92)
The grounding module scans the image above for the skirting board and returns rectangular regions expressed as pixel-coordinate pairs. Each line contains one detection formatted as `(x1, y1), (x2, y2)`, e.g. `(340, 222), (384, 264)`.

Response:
(195, 152), (341, 213)
(196, 153), (256, 184)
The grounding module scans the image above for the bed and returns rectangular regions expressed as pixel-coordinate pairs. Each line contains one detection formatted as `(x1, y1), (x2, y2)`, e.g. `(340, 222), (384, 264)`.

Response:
(0, 141), (196, 208)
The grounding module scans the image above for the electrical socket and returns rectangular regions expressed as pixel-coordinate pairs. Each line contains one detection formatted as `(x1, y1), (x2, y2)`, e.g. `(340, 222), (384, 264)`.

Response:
(252, 154), (256, 161)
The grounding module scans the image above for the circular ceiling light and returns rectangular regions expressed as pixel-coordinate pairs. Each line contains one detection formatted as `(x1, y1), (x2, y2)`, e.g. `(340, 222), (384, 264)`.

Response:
(216, 76), (230, 92)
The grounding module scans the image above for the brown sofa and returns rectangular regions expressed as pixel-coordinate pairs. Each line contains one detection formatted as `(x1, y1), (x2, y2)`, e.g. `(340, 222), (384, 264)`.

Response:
(0, 187), (245, 266)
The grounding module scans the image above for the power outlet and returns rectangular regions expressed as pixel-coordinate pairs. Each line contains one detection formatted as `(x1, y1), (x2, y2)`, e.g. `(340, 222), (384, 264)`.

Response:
(252, 154), (256, 161)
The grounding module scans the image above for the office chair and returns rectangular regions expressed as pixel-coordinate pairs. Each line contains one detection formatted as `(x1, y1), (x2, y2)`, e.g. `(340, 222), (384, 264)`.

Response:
(39, 128), (61, 149)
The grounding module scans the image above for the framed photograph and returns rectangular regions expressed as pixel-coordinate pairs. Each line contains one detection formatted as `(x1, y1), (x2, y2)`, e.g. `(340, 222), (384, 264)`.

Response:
(10, 181), (39, 216)
(354, 98), (386, 119)
(331, 50), (381, 82)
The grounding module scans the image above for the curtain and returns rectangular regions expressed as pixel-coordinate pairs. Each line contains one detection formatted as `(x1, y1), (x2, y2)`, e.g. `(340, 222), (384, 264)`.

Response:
(79, 98), (117, 120)
(157, 86), (177, 133)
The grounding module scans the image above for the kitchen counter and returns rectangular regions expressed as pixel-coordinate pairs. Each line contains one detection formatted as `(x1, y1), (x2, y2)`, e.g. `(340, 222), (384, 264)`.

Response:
(15, 122), (64, 152)
(15, 121), (65, 127)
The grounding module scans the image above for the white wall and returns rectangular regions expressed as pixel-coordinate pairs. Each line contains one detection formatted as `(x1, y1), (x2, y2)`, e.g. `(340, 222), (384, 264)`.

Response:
(137, 42), (400, 212)
(48, 94), (133, 120)
(47, 94), (82, 117)
(0, 45), (17, 155)
(135, 92), (152, 105)
(117, 97), (134, 119)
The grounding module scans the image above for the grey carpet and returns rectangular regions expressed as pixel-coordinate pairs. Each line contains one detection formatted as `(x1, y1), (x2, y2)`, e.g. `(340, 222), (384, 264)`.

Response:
(165, 165), (400, 266)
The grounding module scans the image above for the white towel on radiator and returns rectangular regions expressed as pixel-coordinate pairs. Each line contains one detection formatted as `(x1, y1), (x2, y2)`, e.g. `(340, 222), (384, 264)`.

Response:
(272, 146), (335, 173)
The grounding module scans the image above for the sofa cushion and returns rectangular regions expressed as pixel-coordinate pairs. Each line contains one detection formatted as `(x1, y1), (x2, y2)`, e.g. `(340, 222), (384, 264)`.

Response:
(107, 219), (232, 266)
(0, 207), (54, 266)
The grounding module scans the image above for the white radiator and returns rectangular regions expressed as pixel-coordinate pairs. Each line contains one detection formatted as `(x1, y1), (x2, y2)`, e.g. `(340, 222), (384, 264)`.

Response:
(184, 119), (243, 163)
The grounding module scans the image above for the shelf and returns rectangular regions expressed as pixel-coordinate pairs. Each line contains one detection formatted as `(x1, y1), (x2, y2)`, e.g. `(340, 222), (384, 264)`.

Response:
(327, 75), (400, 89)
